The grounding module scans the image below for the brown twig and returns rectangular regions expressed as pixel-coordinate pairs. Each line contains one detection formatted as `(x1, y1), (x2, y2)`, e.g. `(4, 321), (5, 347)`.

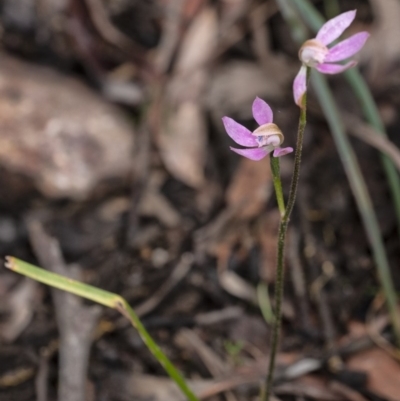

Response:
(287, 227), (312, 334)
(126, 121), (152, 247)
(27, 219), (101, 401)
(298, 188), (338, 356)
(135, 253), (193, 317)
(343, 113), (400, 172)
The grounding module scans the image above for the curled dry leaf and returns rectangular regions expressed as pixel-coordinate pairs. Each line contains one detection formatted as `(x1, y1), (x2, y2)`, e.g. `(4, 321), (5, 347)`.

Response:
(159, 7), (218, 188)
(207, 59), (294, 119)
(258, 210), (281, 283)
(0, 279), (38, 342)
(175, 6), (219, 73)
(219, 270), (258, 304)
(160, 101), (207, 188)
(367, 0), (400, 80)
(347, 347), (400, 401)
(226, 156), (272, 219)
(104, 373), (212, 401)
(0, 54), (134, 199)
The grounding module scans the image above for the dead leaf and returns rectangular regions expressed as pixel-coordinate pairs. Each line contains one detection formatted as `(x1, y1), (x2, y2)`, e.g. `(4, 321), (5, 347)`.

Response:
(175, 328), (231, 376)
(0, 54), (134, 199)
(159, 101), (207, 188)
(229, 315), (269, 352)
(258, 210), (281, 283)
(0, 279), (38, 342)
(175, 6), (218, 73)
(139, 190), (182, 227)
(347, 347), (400, 401)
(207, 59), (294, 119)
(276, 375), (342, 401)
(159, 7), (218, 188)
(226, 157), (272, 219)
(105, 373), (213, 401)
(219, 270), (257, 304)
(366, 0), (400, 80)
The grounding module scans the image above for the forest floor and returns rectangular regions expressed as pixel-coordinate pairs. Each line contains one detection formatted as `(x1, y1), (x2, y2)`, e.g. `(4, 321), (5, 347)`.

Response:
(1, 1), (400, 400)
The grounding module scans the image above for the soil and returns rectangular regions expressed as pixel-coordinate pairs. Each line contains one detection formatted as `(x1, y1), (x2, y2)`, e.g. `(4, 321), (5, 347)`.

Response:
(1, 1), (400, 401)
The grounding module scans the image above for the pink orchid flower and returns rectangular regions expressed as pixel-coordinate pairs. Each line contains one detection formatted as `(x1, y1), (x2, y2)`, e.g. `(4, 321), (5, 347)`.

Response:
(222, 97), (293, 161)
(293, 10), (369, 106)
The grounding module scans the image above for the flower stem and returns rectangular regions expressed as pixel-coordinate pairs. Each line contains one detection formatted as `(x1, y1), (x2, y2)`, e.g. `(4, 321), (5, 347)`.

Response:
(263, 67), (310, 401)
(270, 156), (286, 217)
(4, 257), (200, 401)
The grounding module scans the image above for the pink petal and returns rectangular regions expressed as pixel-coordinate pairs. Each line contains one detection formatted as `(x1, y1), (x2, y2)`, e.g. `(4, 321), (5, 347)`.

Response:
(252, 97), (273, 125)
(293, 66), (307, 108)
(273, 147), (293, 157)
(325, 32), (369, 62)
(316, 10), (356, 45)
(230, 147), (270, 161)
(222, 117), (258, 147)
(316, 61), (357, 74)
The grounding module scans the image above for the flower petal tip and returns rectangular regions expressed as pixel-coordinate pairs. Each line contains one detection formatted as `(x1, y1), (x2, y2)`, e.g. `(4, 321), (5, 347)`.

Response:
(316, 60), (357, 74)
(230, 146), (269, 161)
(252, 97), (273, 125)
(324, 31), (370, 63)
(293, 66), (307, 108)
(222, 117), (258, 147)
(273, 147), (293, 157)
(316, 9), (357, 45)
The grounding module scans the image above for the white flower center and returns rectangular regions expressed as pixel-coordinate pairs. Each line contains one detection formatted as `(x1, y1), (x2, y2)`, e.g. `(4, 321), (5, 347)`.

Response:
(299, 39), (329, 67)
(253, 123), (284, 148)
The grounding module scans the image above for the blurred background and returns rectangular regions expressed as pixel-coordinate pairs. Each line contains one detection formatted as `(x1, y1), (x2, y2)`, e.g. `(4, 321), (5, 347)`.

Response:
(1, 0), (400, 400)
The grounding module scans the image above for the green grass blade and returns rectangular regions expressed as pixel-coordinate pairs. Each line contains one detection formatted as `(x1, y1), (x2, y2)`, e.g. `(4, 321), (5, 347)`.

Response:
(5, 256), (200, 401)
(275, 0), (400, 346)
(293, 0), (400, 237)
(5, 257), (119, 308)
(310, 72), (400, 346)
(257, 282), (275, 325)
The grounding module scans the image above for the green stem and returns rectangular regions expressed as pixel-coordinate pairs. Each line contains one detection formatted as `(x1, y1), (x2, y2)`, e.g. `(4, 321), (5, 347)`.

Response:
(284, 0), (400, 350)
(311, 72), (400, 348)
(270, 156), (286, 217)
(116, 300), (198, 399)
(263, 67), (310, 401)
(293, 0), (400, 241)
(345, 68), (400, 240)
(4, 257), (200, 401)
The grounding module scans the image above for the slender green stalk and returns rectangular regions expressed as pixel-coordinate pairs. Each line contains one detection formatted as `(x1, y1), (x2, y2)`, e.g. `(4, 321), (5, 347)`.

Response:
(293, 0), (400, 239)
(345, 69), (400, 239)
(4, 257), (200, 401)
(283, 0), (400, 348)
(270, 156), (285, 217)
(257, 282), (275, 325)
(263, 68), (310, 401)
(311, 73), (400, 347)
(274, 0), (308, 44)
(323, 0), (340, 19)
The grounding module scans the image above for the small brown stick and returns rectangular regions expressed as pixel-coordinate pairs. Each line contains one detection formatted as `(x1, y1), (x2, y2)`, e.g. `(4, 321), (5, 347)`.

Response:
(154, 0), (185, 73)
(82, 0), (151, 70)
(126, 121), (151, 246)
(175, 328), (238, 401)
(287, 227), (312, 334)
(298, 189), (337, 354)
(135, 253), (193, 317)
(27, 219), (101, 401)
(35, 341), (58, 401)
(343, 113), (400, 171)
(329, 381), (369, 401)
